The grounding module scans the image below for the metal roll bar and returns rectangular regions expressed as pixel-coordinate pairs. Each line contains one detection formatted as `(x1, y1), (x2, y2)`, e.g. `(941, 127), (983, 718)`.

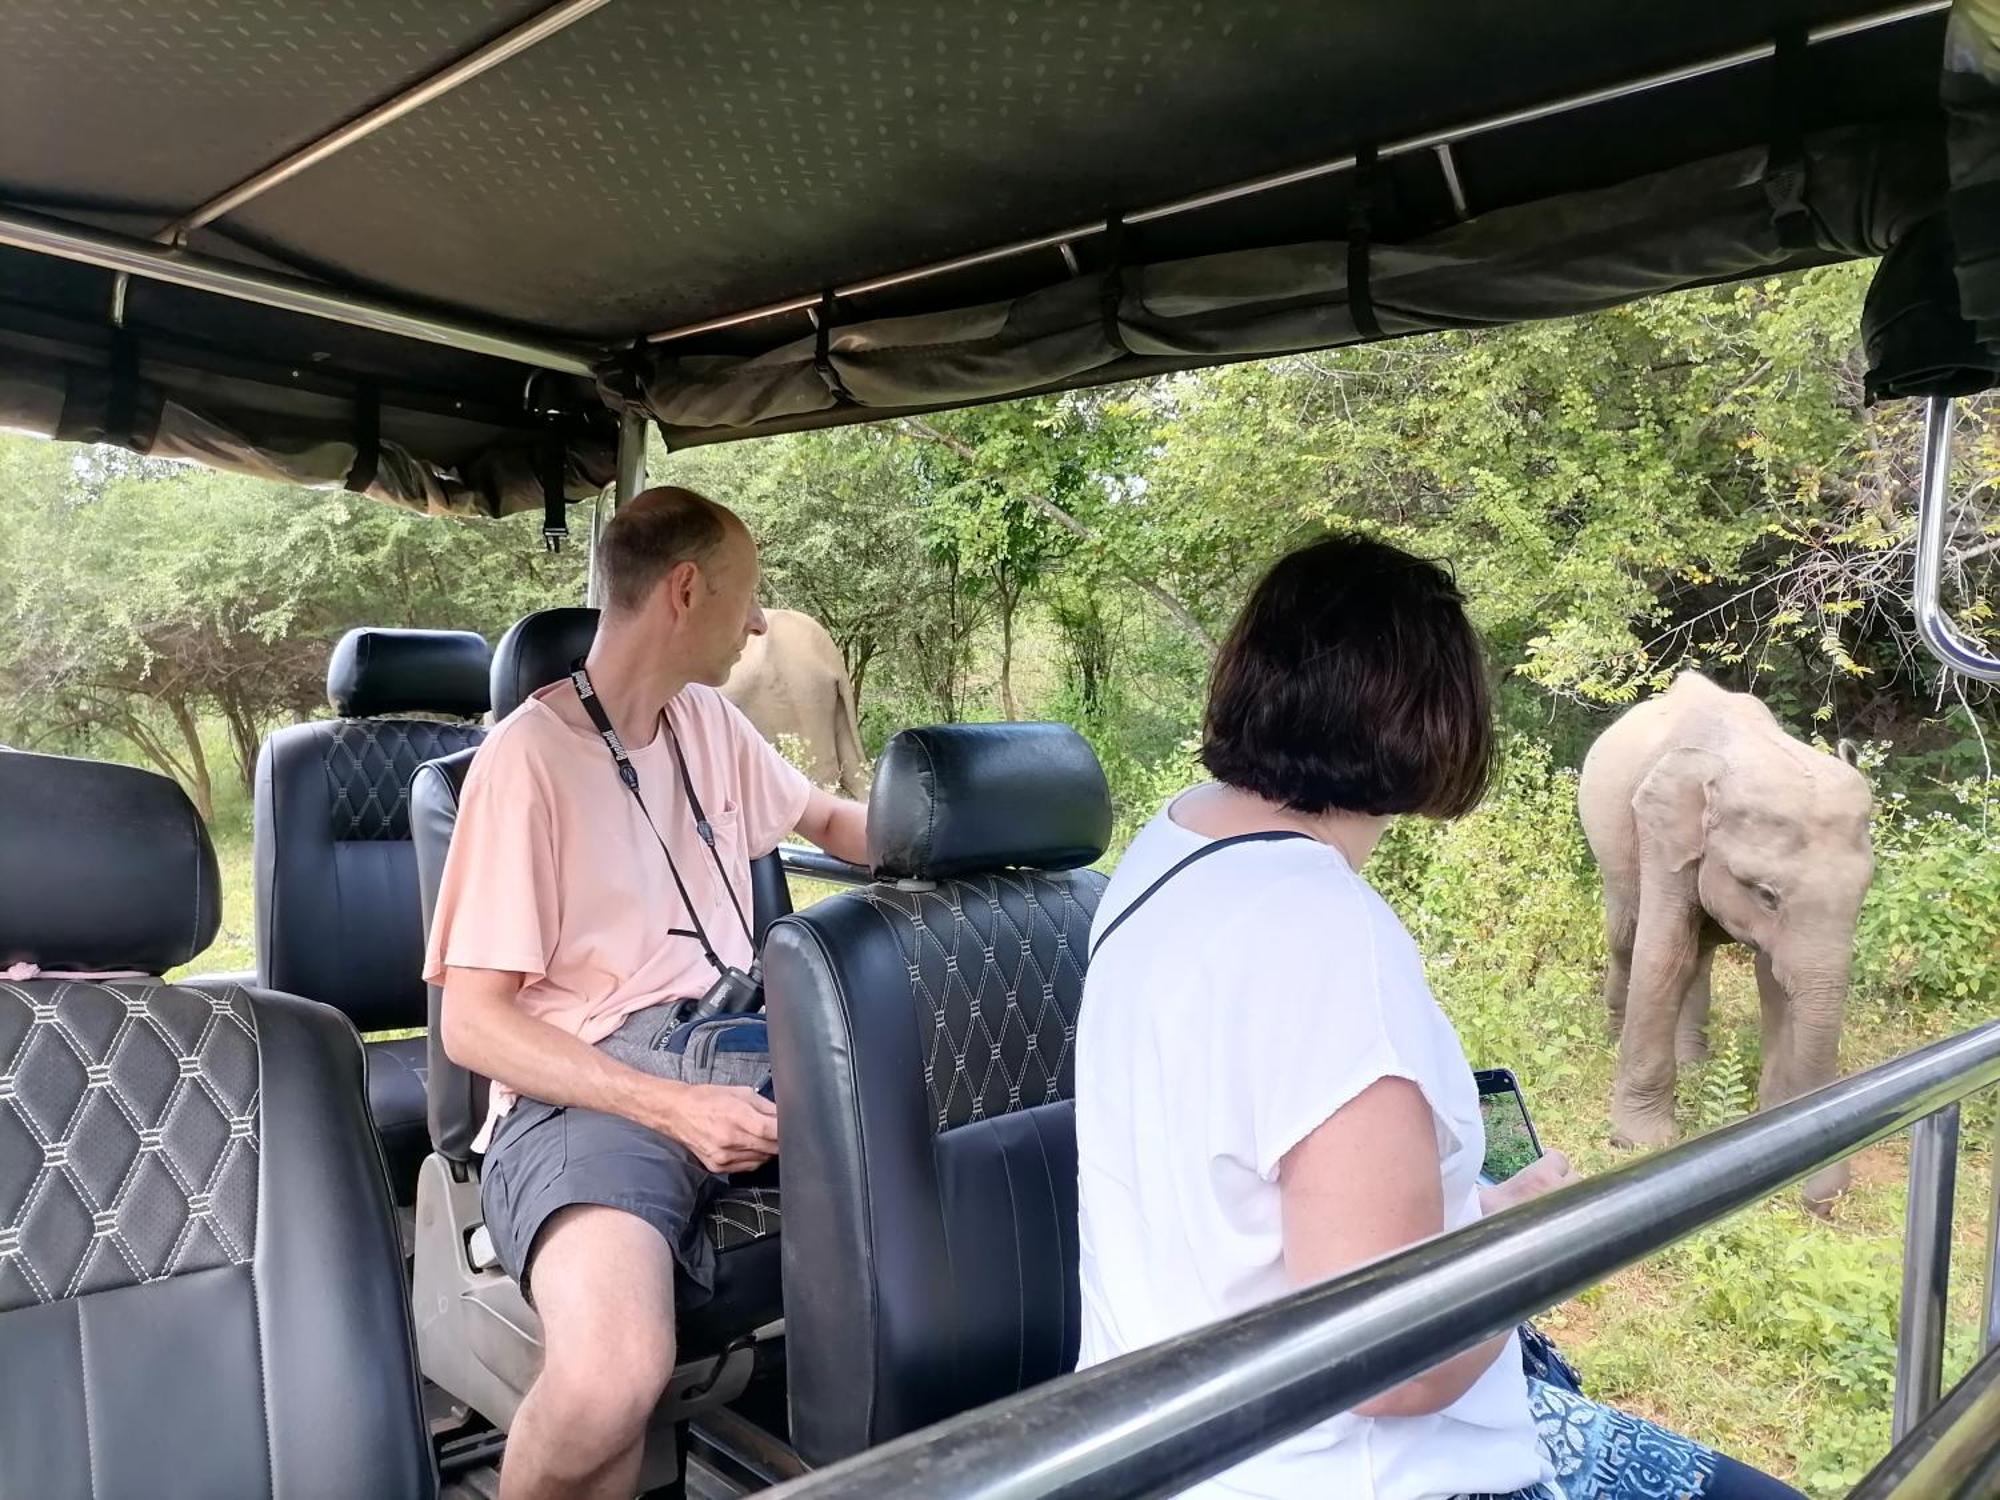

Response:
(1914, 396), (2000, 684)
(0, 203), (597, 376)
(645, 0), (1946, 343)
(768, 1021), (2000, 1500)
(1854, 1340), (2000, 1498)
(777, 847), (873, 886)
(153, 0), (612, 245)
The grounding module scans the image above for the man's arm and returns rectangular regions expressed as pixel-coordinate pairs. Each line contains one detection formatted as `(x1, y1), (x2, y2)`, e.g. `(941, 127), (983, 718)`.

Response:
(440, 967), (777, 1173)
(793, 786), (871, 867)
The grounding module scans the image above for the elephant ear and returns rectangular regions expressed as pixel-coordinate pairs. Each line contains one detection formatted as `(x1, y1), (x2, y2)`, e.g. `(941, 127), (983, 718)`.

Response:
(1631, 746), (1726, 875)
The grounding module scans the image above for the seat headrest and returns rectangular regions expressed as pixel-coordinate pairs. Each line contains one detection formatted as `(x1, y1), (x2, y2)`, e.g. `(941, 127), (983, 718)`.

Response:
(0, 751), (221, 974)
(327, 627), (492, 719)
(491, 607), (600, 719)
(868, 723), (1112, 881)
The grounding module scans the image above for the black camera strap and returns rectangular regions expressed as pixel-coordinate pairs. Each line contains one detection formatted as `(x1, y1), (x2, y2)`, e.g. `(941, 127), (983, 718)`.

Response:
(569, 663), (755, 976)
(1088, 829), (1311, 960)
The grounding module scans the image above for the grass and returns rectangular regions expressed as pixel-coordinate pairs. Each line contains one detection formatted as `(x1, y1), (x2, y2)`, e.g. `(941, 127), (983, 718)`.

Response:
(1468, 947), (1992, 1494)
(174, 792), (1988, 1495)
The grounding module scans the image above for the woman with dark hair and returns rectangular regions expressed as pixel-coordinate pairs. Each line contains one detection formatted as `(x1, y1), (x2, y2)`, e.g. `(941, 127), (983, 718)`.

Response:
(1074, 535), (1800, 1500)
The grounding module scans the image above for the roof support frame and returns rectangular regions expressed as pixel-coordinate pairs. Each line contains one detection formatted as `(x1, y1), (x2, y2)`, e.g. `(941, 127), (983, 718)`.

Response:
(0, 202), (597, 375)
(644, 0), (1948, 345)
(154, 0), (614, 245)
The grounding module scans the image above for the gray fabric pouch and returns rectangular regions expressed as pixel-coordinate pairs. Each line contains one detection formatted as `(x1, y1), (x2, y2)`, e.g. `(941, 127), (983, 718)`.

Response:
(598, 1002), (773, 1093)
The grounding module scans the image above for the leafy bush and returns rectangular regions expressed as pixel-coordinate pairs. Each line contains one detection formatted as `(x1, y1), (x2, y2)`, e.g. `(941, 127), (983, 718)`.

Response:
(1371, 739), (1606, 1081)
(1854, 778), (2000, 1020)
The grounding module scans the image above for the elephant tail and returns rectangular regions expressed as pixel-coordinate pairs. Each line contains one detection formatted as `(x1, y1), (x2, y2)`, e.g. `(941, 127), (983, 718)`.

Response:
(833, 674), (870, 798)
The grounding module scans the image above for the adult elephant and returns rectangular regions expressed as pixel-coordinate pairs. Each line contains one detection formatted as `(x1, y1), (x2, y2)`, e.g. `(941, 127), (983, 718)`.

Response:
(722, 608), (870, 798)
(1578, 672), (1873, 1212)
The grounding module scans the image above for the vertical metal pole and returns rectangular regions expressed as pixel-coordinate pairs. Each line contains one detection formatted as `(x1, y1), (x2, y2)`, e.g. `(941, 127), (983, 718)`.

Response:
(1985, 1091), (2000, 1353)
(587, 409), (648, 608)
(1896, 1104), (1962, 1440)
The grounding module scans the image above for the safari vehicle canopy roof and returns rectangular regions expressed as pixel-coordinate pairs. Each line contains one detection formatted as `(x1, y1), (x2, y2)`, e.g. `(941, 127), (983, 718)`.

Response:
(0, 1), (1982, 519)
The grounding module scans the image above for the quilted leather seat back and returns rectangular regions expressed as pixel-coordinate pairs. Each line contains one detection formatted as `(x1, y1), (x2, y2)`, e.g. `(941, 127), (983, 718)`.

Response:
(0, 749), (433, 1499)
(764, 722), (1111, 1465)
(254, 628), (488, 1031)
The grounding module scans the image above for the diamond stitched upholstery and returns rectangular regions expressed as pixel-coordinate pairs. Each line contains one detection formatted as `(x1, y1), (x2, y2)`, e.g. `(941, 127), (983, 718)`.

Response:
(705, 1184), (780, 1253)
(861, 872), (1098, 1134)
(0, 979), (258, 1315)
(325, 719), (484, 842)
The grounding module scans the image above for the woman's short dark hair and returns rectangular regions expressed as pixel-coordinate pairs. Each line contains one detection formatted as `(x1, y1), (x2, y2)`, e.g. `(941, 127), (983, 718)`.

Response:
(1201, 533), (1494, 819)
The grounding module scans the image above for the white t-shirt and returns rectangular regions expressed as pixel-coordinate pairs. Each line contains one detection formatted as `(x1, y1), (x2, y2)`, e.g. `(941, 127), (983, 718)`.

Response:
(1075, 805), (1549, 1500)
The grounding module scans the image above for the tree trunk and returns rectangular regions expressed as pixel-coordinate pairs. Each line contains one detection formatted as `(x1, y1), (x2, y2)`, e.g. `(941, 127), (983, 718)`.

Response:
(165, 696), (216, 823)
(998, 588), (1019, 721)
(217, 693), (264, 797)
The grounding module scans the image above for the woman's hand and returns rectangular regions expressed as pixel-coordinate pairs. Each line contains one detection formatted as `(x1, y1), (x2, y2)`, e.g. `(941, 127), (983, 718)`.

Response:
(1479, 1150), (1582, 1216)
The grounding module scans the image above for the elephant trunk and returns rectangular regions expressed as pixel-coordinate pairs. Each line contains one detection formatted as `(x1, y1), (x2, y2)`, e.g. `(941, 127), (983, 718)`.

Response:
(1773, 954), (1853, 1099)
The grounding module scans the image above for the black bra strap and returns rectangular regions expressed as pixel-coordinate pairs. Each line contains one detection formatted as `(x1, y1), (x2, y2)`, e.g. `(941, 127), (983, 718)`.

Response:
(1089, 829), (1313, 960)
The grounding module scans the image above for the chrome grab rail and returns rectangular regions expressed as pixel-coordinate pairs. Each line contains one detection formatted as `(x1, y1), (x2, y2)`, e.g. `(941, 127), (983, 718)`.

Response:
(769, 1022), (2000, 1500)
(1914, 396), (2000, 684)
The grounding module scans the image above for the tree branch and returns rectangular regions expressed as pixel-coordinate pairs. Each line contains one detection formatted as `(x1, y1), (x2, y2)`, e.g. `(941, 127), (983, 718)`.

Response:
(897, 417), (1220, 654)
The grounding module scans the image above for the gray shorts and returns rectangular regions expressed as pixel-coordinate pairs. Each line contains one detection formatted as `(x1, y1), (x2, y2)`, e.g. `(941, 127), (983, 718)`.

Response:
(480, 1004), (770, 1307)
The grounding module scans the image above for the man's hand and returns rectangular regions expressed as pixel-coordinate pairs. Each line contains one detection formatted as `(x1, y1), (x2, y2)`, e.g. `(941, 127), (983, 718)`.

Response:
(1479, 1150), (1582, 1216)
(654, 1083), (780, 1174)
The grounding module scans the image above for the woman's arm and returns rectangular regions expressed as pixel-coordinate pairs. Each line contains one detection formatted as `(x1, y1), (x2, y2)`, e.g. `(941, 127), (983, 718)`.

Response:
(1279, 1076), (1512, 1418)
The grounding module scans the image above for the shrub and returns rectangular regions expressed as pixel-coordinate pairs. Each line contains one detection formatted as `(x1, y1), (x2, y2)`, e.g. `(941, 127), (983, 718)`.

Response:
(1853, 778), (2000, 1021)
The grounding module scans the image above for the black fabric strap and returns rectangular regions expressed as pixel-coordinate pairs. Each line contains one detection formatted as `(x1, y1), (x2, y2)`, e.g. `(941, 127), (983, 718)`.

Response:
(568, 664), (755, 973)
(1765, 28), (1815, 252)
(1089, 829), (1313, 959)
(540, 431), (567, 551)
(104, 331), (140, 451)
(1348, 146), (1382, 339)
(1101, 214), (1130, 355)
(814, 289), (855, 404)
(343, 383), (380, 494)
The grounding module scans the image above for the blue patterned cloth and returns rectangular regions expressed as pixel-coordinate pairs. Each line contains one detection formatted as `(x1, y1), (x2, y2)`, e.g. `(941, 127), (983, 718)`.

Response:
(1459, 1378), (1722, 1500)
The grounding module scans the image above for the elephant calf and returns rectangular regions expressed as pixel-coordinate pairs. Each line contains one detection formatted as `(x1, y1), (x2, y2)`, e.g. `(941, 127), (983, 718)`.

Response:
(1577, 672), (1873, 1211)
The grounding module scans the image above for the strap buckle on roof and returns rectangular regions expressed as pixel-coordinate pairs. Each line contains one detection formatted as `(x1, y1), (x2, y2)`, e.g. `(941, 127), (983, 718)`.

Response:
(540, 427), (568, 552)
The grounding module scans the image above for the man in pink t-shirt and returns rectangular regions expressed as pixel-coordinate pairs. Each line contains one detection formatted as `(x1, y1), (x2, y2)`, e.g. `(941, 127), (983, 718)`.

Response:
(426, 486), (869, 1500)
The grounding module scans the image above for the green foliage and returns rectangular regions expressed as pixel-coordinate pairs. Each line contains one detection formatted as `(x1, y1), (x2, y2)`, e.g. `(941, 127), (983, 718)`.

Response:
(1854, 778), (2000, 1018)
(1684, 1028), (1756, 1133)
(0, 438), (582, 814)
(1371, 739), (1605, 1082)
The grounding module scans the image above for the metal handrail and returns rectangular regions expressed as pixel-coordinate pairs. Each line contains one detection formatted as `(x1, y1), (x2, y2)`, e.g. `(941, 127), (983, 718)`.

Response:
(1914, 396), (2000, 684)
(1853, 1340), (2000, 1498)
(777, 846), (872, 886)
(769, 1021), (2000, 1500)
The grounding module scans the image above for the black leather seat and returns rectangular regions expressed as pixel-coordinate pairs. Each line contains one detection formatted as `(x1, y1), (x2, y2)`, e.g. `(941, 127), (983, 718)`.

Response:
(407, 608), (793, 1462)
(0, 749), (434, 1499)
(763, 721), (1111, 1465)
(253, 626), (491, 1204)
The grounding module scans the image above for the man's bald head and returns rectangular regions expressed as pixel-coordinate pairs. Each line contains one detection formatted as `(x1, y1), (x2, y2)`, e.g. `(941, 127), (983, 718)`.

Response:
(597, 485), (746, 615)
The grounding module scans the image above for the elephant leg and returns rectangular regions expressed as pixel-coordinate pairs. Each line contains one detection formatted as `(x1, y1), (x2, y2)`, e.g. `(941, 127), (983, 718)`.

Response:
(1603, 888), (1637, 1044)
(1675, 946), (1715, 1064)
(1610, 888), (1700, 1151)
